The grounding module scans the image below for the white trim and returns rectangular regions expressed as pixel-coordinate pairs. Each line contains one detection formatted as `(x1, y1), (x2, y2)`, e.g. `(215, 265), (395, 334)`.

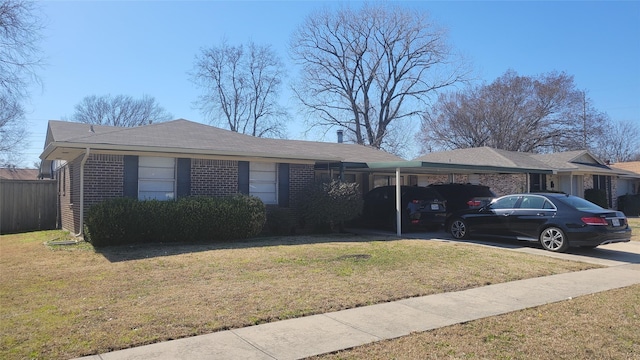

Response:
(76, 148), (90, 237)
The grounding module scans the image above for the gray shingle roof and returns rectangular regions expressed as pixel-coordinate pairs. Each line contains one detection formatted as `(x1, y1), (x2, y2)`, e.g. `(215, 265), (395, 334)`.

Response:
(413, 147), (550, 171)
(43, 119), (404, 163)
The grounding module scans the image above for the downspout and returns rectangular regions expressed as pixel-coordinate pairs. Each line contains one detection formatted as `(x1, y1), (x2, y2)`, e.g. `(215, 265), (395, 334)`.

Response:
(75, 148), (90, 237)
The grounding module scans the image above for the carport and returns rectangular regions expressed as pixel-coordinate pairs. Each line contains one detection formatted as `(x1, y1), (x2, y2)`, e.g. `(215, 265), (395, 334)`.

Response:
(342, 160), (554, 236)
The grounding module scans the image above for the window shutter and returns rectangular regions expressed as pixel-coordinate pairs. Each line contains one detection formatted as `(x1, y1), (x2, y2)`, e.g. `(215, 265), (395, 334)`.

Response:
(238, 161), (249, 194)
(278, 163), (290, 207)
(123, 155), (138, 198)
(177, 158), (191, 198)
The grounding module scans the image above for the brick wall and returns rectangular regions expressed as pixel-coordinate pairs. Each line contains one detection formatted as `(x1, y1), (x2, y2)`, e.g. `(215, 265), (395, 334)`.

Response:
(84, 154), (124, 208)
(191, 159), (239, 196)
(57, 156), (83, 234)
(416, 173), (526, 196)
(478, 174), (527, 196)
(289, 164), (315, 208)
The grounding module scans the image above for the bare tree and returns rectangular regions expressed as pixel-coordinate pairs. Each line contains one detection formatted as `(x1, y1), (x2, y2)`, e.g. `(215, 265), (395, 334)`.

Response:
(419, 70), (602, 153)
(595, 120), (640, 163)
(69, 94), (173, 127)
(290, 3), (468, 152)
(0, 0), (44, 164)
(191, 40), (288, 138)
(556, 89), (609, 152)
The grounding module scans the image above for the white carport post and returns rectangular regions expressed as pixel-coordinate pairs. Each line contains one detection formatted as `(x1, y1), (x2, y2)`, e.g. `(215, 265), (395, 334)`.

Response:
(395, 167), (401, 236)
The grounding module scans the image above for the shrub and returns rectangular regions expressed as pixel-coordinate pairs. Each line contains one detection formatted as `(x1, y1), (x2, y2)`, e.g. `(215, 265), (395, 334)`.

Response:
(84, 195), (266, 246)
(585, 188), (608, 208)
(298, 180), (362, 232)
(264, 206), (295, 235)
(618, 194), (640, 216)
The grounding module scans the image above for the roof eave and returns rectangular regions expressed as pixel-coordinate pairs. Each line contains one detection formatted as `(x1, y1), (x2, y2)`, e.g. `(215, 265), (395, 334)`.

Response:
(40, 142), (346, 163)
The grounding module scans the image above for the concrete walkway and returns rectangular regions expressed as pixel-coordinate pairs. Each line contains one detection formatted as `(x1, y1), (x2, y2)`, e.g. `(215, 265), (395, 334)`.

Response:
(75, 242), (640, 360)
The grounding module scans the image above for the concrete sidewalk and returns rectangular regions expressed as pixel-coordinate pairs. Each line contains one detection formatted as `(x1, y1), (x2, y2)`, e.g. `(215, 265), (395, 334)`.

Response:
(75, 263), (640, 360)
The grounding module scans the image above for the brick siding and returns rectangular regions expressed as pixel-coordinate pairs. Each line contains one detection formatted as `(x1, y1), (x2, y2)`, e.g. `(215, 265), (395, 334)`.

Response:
(191, 159), (239, 196)
(84, 154), (125, 207)
(289, 164), (315, 208)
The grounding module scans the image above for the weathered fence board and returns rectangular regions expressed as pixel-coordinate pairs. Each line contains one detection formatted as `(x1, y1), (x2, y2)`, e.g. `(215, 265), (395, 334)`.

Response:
(1, 180), (57, 234)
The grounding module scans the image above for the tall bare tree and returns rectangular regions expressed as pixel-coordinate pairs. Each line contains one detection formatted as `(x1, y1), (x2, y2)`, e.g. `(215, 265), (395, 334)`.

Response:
(595, 120), (640, 163)
(0, 0), (43, 164)
(290, 3), (468, 153)
(419, 70), (603, 153)
(191, 40), (288, 138)
(69, 94), (173, 127)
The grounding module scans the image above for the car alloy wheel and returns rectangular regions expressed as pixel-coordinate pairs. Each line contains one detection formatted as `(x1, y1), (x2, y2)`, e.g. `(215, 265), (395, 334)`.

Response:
(450, 218), (468, 239)
(539, 226), (569, 252)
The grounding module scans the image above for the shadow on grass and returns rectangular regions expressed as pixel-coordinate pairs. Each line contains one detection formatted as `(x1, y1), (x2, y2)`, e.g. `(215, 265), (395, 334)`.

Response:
(93, 231), (395, 263)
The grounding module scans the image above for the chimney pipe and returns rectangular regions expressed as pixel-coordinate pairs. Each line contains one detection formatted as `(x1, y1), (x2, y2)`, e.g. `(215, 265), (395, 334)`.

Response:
(337, 129), (343, 143)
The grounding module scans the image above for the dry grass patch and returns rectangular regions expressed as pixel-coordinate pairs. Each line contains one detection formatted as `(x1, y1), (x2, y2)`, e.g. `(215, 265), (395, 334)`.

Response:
(628, 217), (640, 241)
(313, 284), (640, 359)
(1, 230), (599, 359)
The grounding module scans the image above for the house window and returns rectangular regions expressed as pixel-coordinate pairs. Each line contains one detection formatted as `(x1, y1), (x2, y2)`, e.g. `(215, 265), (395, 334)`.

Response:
(250, 162), (277, 204)
(138, 157), (176, 200)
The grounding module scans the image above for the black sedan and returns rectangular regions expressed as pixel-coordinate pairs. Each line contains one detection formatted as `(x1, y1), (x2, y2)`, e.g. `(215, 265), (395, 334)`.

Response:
(361, 185), (447, 231)
(447, 193), (632, 252)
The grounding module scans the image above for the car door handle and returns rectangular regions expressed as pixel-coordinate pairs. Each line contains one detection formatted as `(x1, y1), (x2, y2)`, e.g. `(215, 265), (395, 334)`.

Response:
(536, 212), (546, 216)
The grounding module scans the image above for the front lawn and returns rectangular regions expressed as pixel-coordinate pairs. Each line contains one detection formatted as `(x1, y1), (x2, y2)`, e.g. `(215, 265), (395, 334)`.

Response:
(628, 217), (640, 241)
(0, 230), (601, 359)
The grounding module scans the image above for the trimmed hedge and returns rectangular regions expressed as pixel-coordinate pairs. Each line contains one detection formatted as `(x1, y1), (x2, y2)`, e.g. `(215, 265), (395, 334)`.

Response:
(84, 195), (266, 246)
(585, 188), (608, 208)
(618, 194), (640, 216)
(298, 180), (362, 232)
(264, 206), (295, 236)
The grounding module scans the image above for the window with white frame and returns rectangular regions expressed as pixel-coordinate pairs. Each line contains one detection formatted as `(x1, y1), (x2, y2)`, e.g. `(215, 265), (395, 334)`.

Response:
(138, 157), (176, 200)
(250, 162), (277, 204)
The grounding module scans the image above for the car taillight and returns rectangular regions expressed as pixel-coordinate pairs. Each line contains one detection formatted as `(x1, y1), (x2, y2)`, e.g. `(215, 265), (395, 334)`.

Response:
(412, 200), (421, 204)
(467, 200), (481, 207)
(581, 217), (608, 226)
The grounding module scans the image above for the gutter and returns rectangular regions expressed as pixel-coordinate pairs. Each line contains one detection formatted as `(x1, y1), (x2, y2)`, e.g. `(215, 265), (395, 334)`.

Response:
(75, 147), (90, 237)
(41, 141), (346, 164)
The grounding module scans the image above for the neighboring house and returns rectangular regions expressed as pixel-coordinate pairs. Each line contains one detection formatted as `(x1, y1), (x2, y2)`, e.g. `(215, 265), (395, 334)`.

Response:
(413, 147), (634, 209)
(610, 161), (640, 197)
(532, 150), (630, 208)
(39, 119), (404, 235)
(0, 168), (40, 180)
(412, 147), (552, 195)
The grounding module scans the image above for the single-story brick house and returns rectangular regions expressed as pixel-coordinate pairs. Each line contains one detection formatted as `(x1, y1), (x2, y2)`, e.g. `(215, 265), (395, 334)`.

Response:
(39, 119), (404, 235)
(39, 119), (638, 236)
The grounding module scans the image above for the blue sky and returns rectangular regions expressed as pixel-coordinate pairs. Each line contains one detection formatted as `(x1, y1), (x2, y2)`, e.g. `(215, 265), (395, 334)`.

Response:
(21, 0), (640, 166)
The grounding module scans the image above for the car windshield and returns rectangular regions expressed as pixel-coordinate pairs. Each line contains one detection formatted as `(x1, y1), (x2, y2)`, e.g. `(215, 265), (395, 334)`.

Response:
(556, 195), (604, 211)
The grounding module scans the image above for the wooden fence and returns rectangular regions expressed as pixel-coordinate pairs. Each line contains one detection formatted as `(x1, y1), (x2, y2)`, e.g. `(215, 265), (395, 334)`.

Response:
(1, 180), (57, 234)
